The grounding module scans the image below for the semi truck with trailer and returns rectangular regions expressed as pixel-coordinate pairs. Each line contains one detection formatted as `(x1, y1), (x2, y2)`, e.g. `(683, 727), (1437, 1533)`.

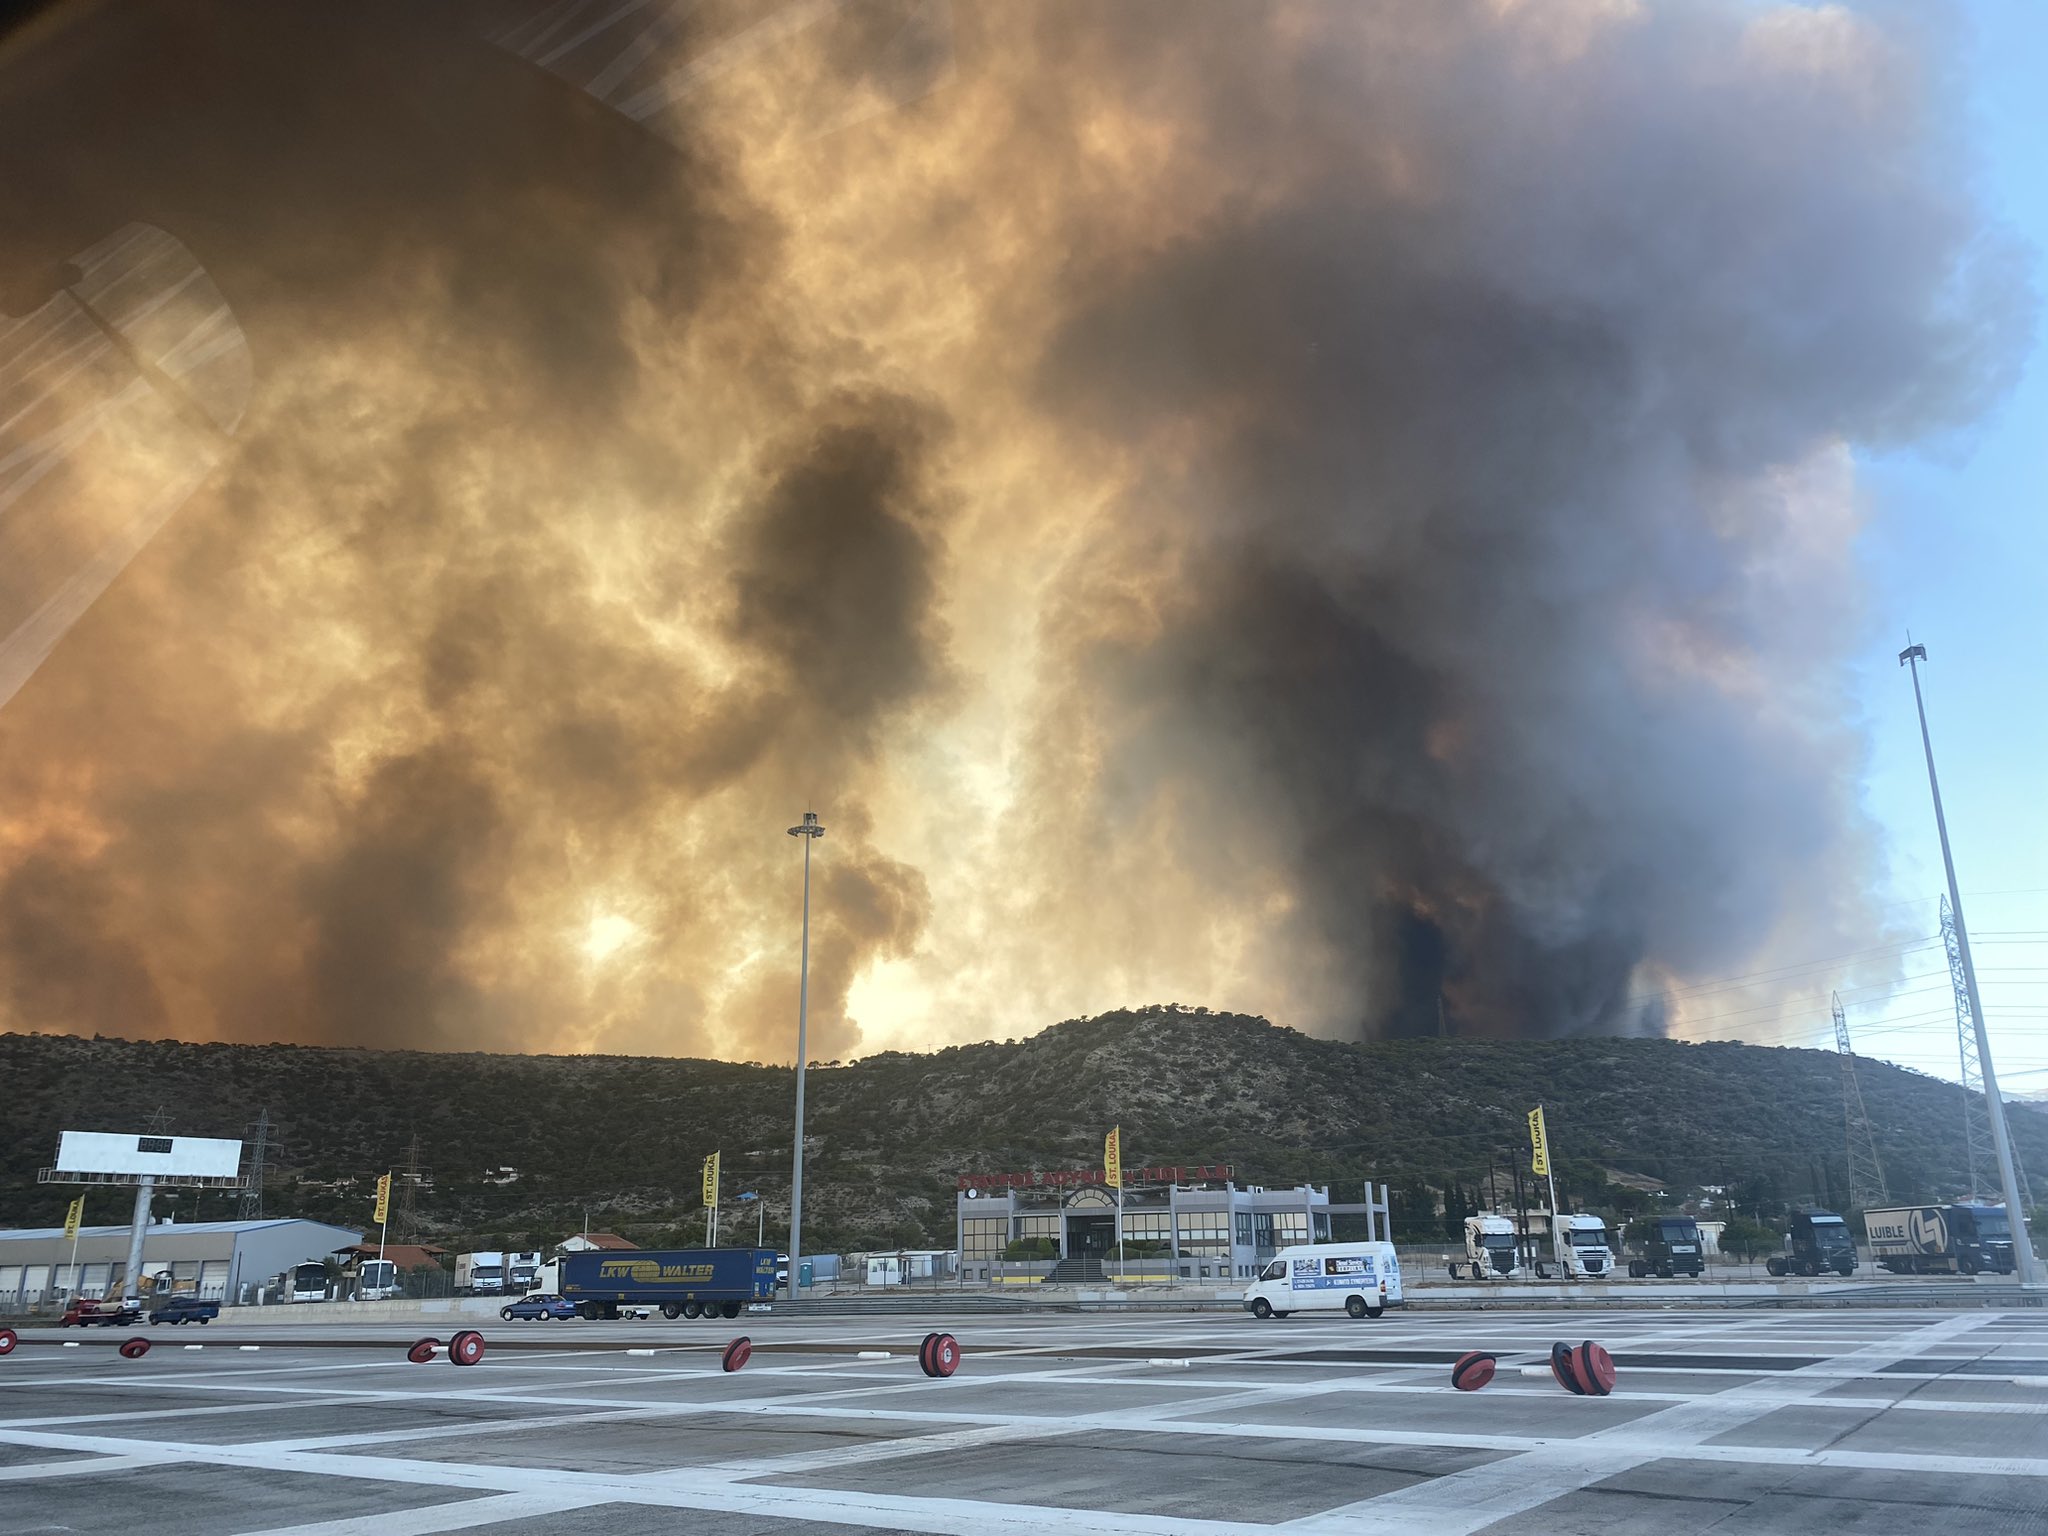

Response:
(1448, 1215), (1522, 1280)
(1766, 1209), (1858, 1277)
(456, 1252), (506, 1295)
(530, 1247), (778, 1319)
(507, 1251), (542, 1292)
(1533, 1213), (1615, 1279)
(1863, 1203), (2016, 1275)
(1625, 1215), (1705, 1278)
(1243, 1242), (1403, 1319)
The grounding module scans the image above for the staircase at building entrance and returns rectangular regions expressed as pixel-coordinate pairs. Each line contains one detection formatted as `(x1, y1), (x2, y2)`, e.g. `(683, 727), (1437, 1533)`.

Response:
(1047, 1254), (1106, 1285)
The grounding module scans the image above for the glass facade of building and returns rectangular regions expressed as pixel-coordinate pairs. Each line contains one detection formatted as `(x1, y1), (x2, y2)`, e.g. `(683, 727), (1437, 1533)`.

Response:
(953, 1182), (1333, 1282)
(960, 1217), (1008, 1257)
(1122, 1212), (1171, 1245)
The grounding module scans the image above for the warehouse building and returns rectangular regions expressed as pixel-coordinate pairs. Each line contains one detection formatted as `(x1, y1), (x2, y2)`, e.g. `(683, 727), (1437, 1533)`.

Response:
(0, 1218), (362, 1309)
(955, 1165), (1331, 1281)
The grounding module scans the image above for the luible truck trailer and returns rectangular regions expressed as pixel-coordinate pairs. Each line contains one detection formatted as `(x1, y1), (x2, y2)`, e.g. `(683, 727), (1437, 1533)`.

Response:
(1243, 1242), (1402, 1319)
(1864, 1204), (2015, 1275)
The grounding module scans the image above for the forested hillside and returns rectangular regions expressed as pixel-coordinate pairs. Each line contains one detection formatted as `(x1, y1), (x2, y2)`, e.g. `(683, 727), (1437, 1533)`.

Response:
(4, 1007), (2041, 1252)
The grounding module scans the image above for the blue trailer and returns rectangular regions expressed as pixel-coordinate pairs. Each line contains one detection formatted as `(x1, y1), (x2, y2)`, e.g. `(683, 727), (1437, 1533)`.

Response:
(543, 1248), (777, 1320)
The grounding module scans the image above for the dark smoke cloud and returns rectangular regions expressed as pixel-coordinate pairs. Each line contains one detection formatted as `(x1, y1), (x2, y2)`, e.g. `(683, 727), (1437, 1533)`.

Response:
(0, 0), (2030, 1054)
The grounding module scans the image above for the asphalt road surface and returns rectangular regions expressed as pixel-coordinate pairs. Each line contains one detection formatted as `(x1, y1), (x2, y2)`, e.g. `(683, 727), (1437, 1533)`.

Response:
(4, 1306), (2045, 1534)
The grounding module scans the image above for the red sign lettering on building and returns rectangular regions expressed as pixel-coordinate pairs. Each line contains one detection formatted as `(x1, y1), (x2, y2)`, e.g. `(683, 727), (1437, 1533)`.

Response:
(956, 1164), (1234, 1191)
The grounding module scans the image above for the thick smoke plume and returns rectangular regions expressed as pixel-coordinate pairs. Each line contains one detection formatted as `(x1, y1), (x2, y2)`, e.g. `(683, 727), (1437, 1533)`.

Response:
(0, 1), (2028, 1055)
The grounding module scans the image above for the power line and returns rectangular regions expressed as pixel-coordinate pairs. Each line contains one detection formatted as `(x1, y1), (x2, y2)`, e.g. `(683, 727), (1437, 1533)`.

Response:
(1624, 935), (1941, 1007)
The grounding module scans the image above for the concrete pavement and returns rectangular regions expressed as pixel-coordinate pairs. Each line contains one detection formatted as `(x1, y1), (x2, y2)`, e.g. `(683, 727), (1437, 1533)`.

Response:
(3, 1306), (2044, 1533)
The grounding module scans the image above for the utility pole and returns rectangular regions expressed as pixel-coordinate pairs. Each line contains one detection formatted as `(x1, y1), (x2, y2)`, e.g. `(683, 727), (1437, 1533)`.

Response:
(786, 810), (825, 1299)
(1900, 643), (2039, 1285)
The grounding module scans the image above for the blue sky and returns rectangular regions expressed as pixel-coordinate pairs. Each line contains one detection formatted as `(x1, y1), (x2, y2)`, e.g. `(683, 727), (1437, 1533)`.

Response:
(1845, 0), (2047, 1092)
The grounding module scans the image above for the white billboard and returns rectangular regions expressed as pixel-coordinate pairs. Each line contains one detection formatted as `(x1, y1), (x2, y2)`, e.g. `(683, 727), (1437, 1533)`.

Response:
(56, 1132), (243, 1180)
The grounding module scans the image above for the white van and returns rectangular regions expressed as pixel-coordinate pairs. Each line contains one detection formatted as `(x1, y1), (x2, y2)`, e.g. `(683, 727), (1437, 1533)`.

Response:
(1243, 1242), (1402, 1319)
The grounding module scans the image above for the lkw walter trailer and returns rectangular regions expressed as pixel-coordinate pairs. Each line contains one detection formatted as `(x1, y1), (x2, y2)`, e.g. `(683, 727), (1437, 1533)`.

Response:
(543, 1248), (778, 1319)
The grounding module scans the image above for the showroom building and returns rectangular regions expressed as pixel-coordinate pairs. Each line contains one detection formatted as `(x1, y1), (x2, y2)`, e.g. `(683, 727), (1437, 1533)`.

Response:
(954, 1164), (1332, 1282)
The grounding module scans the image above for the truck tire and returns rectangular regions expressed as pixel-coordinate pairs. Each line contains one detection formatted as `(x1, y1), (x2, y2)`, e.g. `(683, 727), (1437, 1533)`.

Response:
(681, 1301), (701, 1319)
(1765, 1258), (1785, 1277)
(1365, 1301), (1384, 1319)
(721, 1301), (742, 1319)
(1249, 1298), (1272, 1319)
(660, 1303), (682, 1319)
(1960, 1255), (1980, 1275)
(1345, 1295), (1368, 1319)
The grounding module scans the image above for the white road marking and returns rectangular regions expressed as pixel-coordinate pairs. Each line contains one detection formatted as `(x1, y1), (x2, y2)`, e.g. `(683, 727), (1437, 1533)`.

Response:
(1286, 1310), (2008, 1534)
(6, 1309), (2043, 1536)
(228, 1490), (606, 1536)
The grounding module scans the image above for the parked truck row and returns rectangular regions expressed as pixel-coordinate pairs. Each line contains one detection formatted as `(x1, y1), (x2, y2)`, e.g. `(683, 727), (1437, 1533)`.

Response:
(1444, 1212), (1688, 1280)
(454, 1251), (541, 1296)
(1440, 1202), (2020, 1283)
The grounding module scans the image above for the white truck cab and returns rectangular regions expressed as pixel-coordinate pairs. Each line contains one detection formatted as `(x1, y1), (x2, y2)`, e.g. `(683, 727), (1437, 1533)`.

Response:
(1242, 1242), (1402, 1320)
(1451, 1215), (1522, 1280)
(1534, 1213), (1614, 1280)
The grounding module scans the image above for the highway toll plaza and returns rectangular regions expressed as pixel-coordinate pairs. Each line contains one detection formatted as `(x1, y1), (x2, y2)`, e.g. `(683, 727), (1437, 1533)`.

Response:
(3, 1302), (2045, 1535)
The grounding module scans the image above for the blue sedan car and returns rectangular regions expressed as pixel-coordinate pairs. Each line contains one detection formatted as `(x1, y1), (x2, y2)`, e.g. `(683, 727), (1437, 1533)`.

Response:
(499, 1293), (578, 1321)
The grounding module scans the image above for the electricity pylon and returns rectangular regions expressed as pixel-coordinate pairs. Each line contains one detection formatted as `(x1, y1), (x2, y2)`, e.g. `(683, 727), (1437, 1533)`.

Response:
(1831, 992), (1886, 1211)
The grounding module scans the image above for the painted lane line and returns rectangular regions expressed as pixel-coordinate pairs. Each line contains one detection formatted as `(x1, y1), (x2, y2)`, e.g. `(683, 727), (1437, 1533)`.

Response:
(226, 1491), (606, 1536)
(0, 1453), (164, 1482)
(0, 1427), (1278, 1536)
(1283, 1309), (2006, 1535)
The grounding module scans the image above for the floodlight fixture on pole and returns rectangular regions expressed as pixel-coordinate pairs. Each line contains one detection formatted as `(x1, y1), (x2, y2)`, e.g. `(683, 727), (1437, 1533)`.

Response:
(1899, 642), (2040, 1286)
(786, 810), (825, 1298)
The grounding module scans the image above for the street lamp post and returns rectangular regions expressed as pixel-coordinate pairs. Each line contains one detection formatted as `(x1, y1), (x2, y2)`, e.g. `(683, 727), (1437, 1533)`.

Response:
(739, 1191), (763, 1247)
(786, 810), (824, 1298)
(1900, 643), (2041, 1287)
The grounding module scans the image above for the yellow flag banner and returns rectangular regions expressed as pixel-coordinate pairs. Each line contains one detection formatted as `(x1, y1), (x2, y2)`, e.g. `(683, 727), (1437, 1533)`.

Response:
(372, 1173), (392, 1225)
(702, 1151), (721, 1207)
(1104, 1126), (1122, 1190)
(63, 1195), (84, 1240)
(1528, 1106), (1550, 1176)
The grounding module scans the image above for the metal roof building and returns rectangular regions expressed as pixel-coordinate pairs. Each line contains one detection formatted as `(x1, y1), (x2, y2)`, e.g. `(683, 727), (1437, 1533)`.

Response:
(0, 1218), (361, 1309)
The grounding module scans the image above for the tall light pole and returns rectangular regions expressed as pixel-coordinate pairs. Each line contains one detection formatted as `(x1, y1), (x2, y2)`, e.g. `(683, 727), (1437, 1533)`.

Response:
(786, 810), (824, 1298)
(1900, 643), (2040, 1286)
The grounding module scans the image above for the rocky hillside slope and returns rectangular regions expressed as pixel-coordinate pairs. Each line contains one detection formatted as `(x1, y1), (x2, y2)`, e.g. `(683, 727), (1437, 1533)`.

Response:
(3, 1007), (2040, 1251)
